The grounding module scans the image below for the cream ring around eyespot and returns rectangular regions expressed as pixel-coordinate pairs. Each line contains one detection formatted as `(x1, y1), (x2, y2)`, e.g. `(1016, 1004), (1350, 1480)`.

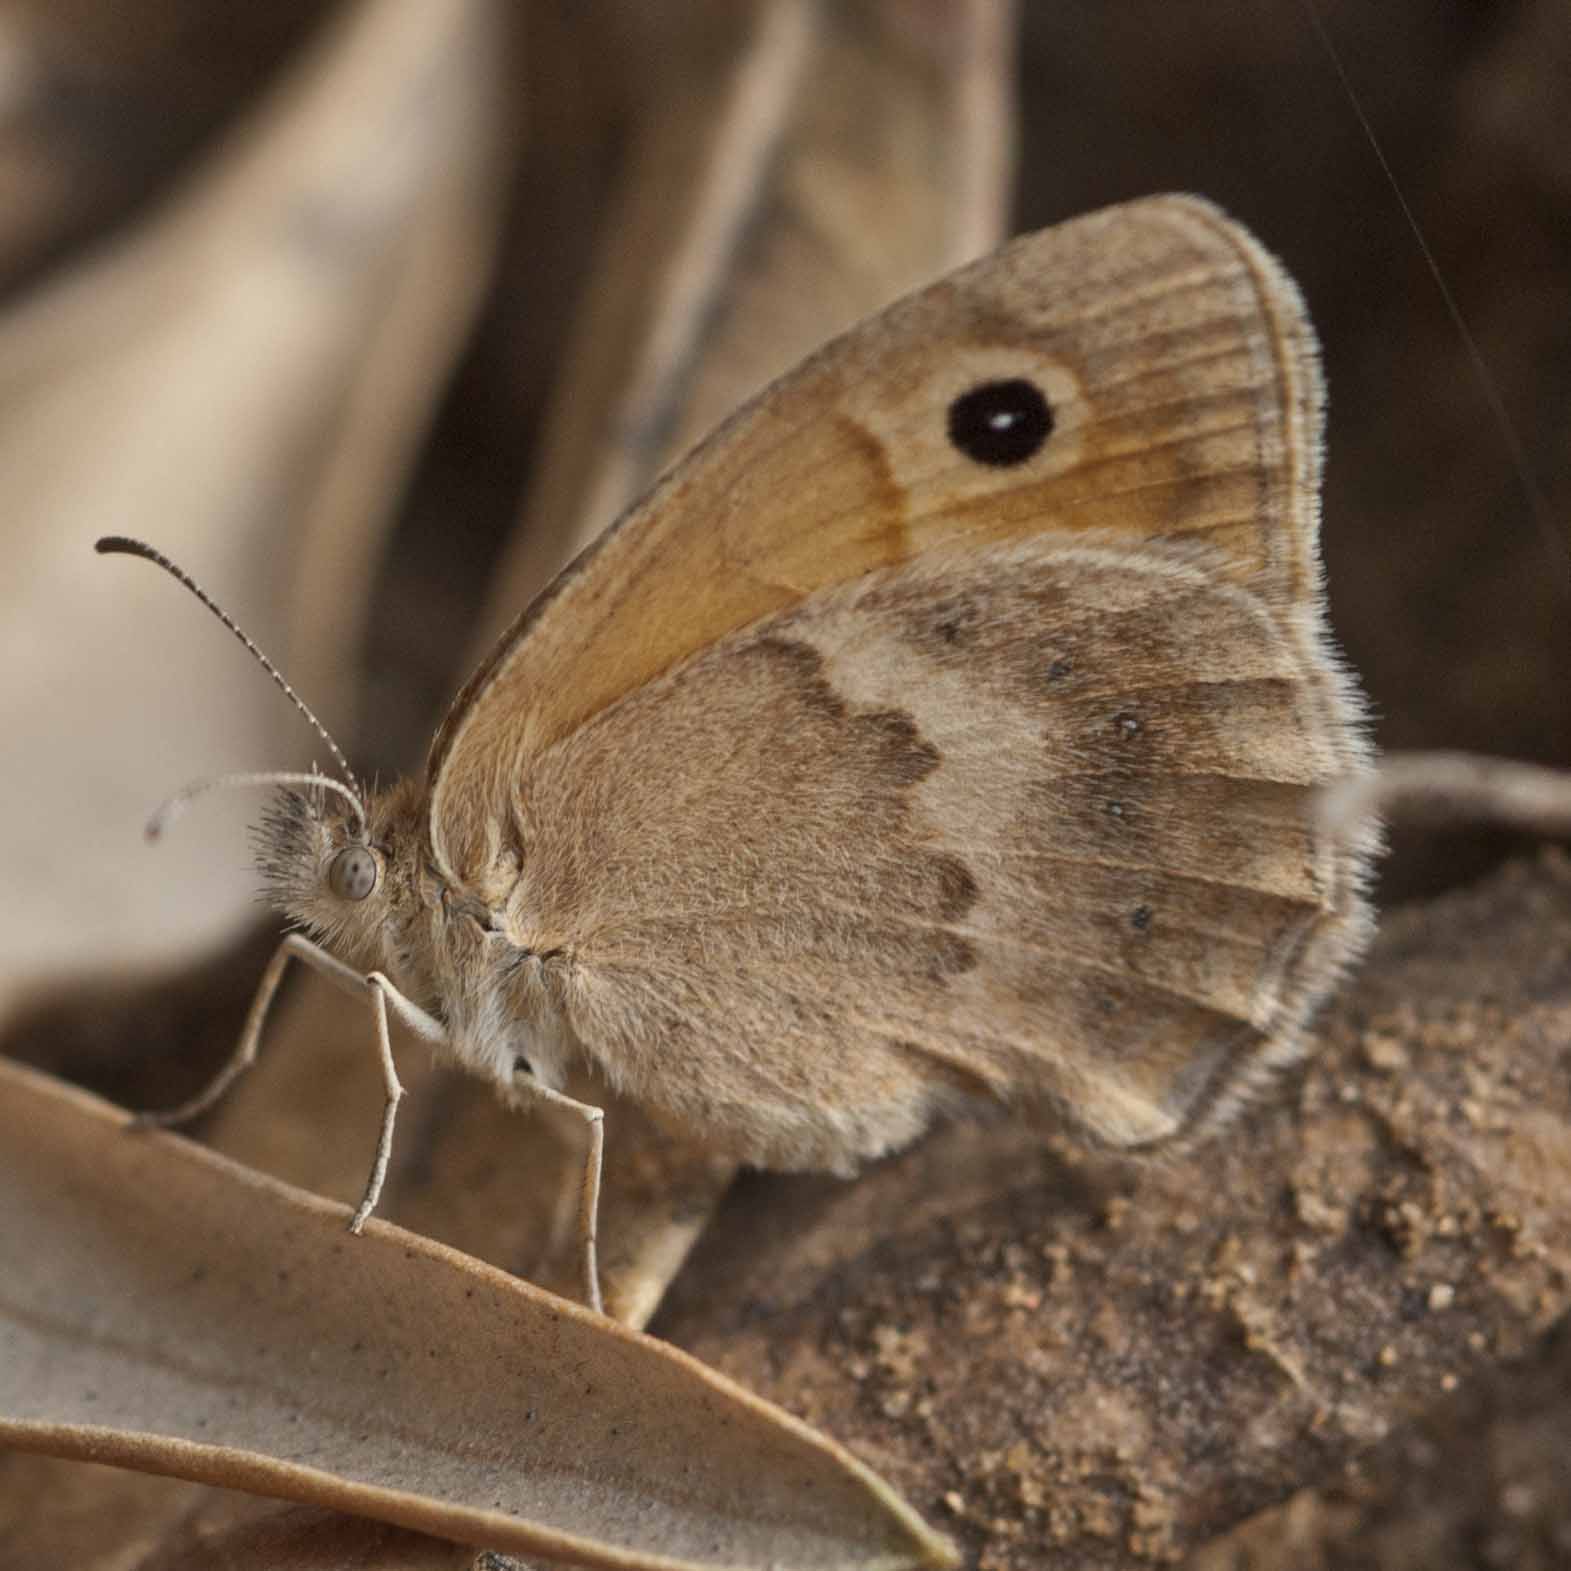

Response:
(842, 348), (1086, 533)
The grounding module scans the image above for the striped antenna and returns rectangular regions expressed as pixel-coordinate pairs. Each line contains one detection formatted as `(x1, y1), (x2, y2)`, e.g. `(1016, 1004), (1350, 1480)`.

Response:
(95, 536), (365, 831)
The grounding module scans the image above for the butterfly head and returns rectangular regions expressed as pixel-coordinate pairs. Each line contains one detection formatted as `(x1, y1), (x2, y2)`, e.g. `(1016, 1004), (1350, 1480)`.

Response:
(253, 774), (425, 967)
(252, 773), (575, 1093)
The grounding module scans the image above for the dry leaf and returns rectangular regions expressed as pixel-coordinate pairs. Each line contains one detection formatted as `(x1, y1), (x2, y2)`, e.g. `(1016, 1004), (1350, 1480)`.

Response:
(133, 1503), (480, 1571)
(483, 0), (1015, 641)
(0, 1058), (957, 1571)
(0, 0), (506, 1025)
(0, 2), (332, 295)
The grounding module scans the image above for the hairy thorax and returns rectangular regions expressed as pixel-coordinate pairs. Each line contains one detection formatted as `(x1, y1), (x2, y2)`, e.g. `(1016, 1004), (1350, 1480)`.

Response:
(260, 772), (582, 1103)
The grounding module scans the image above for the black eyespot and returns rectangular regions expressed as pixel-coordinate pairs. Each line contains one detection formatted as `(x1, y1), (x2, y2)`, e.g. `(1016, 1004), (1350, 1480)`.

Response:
(513, 1056), (535, 1080)
(327, 845), (378, 902)
(947, 378), (1053, 467)
(1131, 905), (1153, 932)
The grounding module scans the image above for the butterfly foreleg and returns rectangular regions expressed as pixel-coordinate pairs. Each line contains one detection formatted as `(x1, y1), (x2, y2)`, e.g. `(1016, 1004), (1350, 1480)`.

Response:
(512, 1075), (606, 1315)
(130, 932), (448, 1238)
(329, 960), (445, 1234)
(130, 930), (318, 1132)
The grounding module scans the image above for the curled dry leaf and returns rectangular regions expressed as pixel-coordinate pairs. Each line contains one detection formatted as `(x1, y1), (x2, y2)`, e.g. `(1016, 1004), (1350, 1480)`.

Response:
(0, 0), (506, 1026)
(0, 2), (331, 294)
(483, 0), (1015, 642)
(0, 1058), (958, 1571)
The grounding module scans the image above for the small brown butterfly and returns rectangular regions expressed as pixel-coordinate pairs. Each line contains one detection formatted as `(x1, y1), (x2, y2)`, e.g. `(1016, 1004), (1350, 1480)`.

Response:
(101, 195), (1377, 1315)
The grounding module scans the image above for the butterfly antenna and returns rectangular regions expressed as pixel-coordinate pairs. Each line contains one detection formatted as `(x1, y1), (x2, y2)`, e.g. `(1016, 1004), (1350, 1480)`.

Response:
(95, 536), (364, 804)
(148, 771), (366, 841)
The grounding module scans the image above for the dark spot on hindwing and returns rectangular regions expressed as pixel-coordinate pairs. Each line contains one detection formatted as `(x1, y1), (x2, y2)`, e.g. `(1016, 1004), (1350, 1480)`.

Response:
(947, 378), (1054, 467)
(751, 635), (832, 697)
(1130, 905), (1153, 932)
(926, 931), (979, 984)
(863, 708), (941, 787)
(752, 637), (940, 790)
(741, 635), (977, 997)
(922, 595), (984, 651)
(933, 854), (979, 922)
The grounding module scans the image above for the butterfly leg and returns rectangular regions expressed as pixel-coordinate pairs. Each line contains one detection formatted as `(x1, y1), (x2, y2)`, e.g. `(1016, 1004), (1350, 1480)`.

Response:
(513, 1076), (606, 1315)
(320, 961), (446, 1234)
(131, 931), (322, 1131)
(344, 974), (409, 1233)
(132, 933), (448, 1236)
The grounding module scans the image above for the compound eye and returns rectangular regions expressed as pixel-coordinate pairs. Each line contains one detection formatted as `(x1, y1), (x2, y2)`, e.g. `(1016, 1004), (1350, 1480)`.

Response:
(328, 844), (378, 902)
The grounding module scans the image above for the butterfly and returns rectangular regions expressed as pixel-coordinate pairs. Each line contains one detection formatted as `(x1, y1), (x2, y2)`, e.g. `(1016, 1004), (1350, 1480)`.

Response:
(101, 194), (1376, 1315)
